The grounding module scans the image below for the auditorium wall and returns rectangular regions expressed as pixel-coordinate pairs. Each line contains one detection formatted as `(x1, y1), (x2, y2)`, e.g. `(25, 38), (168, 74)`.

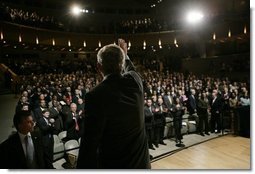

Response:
(181, 53), (250, 82)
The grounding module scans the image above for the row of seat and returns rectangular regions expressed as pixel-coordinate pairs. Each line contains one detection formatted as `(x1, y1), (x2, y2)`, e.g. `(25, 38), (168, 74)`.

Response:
(164, 114), (199, 138)
(53, 131), (81, 162)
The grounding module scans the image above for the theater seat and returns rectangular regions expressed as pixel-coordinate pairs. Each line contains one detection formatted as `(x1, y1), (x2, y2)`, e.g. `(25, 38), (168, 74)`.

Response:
(53, 135), (61, 144)
(188, 120), (197, 133)
(165, 117), (174, 138)
(53, 135), (65, 161)
(58, 131), (67, 141)
(181, 121), (188, 134)
(64, 140), (80, 168)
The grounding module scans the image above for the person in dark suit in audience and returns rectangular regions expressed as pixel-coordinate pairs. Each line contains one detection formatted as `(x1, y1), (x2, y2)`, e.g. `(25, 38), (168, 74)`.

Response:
(197, 92), (210, 136)
(37, 109), (55, 169)
(33, 99), (47, 122)
(188, 88), (199, 131)
(210, 89), (223, 133)
(153, 97), (167, 148)
(163, 91), (175, 114)
(72, 89), (82, 105)
(144, 99), (155, 150)
(0, 111), (45, 169)
(49, 100), (64, 134)
(16, 96), (30, 113)
(76, 98), (85, 135)
(64, 103), (82, 141)
(188, 89), (197, 115)
(77, 39), (151, 169)
(172, 98), (185, 146)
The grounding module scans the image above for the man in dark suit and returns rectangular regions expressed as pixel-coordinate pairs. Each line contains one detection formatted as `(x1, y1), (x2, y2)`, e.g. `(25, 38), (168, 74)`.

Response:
(144, 99), (155, 150)
(77, 39), (151, 169)
(210, 90), (223, 133)
(33, 99), (47, 122)
(188, 89), (197, 115)
(49, 100), (64, 134)
(163, 91), (175, 114)
(153, 97), (167, 147)
(0, 111), (45, 169)
(64, 103), (83, 141)
(37, 109), (55, 168)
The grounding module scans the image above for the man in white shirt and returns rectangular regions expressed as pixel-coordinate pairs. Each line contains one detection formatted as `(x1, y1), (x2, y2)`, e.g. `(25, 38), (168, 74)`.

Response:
(0, 110), (45, 169)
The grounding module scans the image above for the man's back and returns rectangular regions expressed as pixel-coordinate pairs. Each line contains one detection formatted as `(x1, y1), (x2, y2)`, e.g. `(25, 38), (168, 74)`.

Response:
(77, 66), (150, 169)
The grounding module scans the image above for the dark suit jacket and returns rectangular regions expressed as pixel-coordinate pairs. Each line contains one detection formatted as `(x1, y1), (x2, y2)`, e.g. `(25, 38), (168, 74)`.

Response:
(163, 95), (174, 110)
(49, 107), (64, 134)
(77, 58), (151, 169)
(37, 117), (54, 168)
(65, 111), (82, 140)
(188, 95), (197, 114)
(37, 117), (54, 147)
(153, 104), (168, 126)
(0, 131), (45, 169)
(210, 97), (223, 115)
(144, 106), (154, 129)
(33, 107), (43, 122)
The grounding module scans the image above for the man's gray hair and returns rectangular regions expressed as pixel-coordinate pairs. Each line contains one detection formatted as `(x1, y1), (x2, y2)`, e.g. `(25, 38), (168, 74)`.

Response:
(97, 44), (125, 75)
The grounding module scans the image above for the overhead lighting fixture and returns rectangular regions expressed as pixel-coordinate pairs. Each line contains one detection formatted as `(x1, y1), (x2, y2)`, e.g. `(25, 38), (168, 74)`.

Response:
(186, 11), (204, 24)
(71, 5), (82, 16)
(174, 38), (177, 45)
(228, 29), (231, 37)
(68, 40), (71, 47)
(36, 36), (39, 44)
(128, 41), (131, 50)
(19, 34), (22, 42)
(98, 41), (101, 47)
(244, 25), (247, 34)
(158, 39), (162, 49)
(213, 33), (216, 40)
(128, 41), (131, 47)
(143, 40), (146, 50)
(52, 38), (55, 46)
(83, 41), (86, 47)
(150, 4), (156, 8)
(0, 31), (3, 40)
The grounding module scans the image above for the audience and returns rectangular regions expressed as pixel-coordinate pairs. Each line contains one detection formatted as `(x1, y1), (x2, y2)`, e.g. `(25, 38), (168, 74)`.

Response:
(1, 54), (249, 168)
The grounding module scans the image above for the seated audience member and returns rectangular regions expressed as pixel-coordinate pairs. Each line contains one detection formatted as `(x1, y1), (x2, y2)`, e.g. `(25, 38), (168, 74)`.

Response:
(0, 111), (45, 169)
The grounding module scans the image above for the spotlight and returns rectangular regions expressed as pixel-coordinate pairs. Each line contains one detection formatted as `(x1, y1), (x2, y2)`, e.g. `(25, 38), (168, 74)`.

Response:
(186, 11), (204, 24)
(71, 5), (81, 16)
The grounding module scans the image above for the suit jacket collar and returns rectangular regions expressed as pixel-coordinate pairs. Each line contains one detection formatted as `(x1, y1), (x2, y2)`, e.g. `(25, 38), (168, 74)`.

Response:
(103, 73), (122, 82)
